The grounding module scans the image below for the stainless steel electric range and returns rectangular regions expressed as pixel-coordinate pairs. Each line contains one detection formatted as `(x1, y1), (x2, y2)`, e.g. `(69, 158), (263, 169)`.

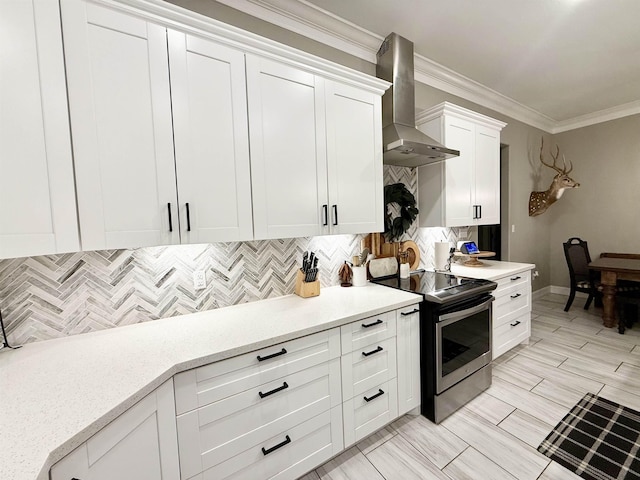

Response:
(372, 270), (497, 423)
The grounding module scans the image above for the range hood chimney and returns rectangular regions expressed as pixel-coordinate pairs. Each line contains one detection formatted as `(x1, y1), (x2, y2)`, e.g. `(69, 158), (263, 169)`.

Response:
(377, 33), (459, 167)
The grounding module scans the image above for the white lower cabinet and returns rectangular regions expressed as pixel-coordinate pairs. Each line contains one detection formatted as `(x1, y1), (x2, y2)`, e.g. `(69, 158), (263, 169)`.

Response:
(50, 304), (422, 480)
(396, 305), (421, 415)
(174, 329), (343, 479)
(50, 379), (179, 480)
(492, 271), (532, 359)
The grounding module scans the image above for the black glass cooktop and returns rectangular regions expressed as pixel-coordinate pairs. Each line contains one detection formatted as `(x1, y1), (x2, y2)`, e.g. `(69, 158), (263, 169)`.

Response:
(372, 270), (496, 304)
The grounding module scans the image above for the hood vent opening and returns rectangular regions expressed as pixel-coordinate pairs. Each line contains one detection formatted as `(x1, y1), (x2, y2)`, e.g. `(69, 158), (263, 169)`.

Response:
(376, 33), (459, 167)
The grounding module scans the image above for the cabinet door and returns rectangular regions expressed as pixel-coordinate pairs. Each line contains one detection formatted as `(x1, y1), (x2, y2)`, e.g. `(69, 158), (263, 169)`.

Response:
(443, 116), (474, 227)
(50, 380), (179, 480)
(61, 0), (179, 250)
(473, 125), (501, 225)
(168, 31), (253, 243)
(396, 305), (421, 415)
(246, 55), (328, 239)
(0, 0), (79, 258)
(325, 81), (383, 235)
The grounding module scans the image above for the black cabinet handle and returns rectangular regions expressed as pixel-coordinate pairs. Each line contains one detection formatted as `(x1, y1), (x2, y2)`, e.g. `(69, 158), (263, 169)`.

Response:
(510, 320), (521, 327)
(259, 382), (288, 399)
(510, 293), (521, 299)
(167, 203), (173, 232)
(332, 205), (338, 226)
(257, 348), (287, 362)
(472, 205), (478, 219)
(364, 389), (385, 402)
(322, 204), (328, 226)
(510, 276), (521, 281)
(478, 205), (482, 219)
(400, 308), (420, 316)
(362, 319), (383, 328)
(262, 435), (291, 456)
(362, 346), (383, 357)
(186, 202), (191, 232)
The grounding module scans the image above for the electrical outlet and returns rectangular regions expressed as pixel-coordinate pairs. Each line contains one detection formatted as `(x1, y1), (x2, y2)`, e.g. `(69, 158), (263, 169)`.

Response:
(193, 270), (206, 290)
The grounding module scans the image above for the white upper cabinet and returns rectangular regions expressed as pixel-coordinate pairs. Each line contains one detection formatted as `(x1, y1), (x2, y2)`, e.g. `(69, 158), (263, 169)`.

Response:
(168, 31), (253, 243)
(61, 0), (179, 250)
(416, 102), (506, 228)
(325, 82), (383, 235)
(62, 0), (255, 249)
(0, 0), (79, 259)
(248, 56), (384, 239)
(247, 55), (328, 240)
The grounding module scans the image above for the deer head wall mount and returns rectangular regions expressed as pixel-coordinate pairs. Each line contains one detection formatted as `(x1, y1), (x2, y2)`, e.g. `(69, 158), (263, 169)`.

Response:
(529, 139), (580, 217)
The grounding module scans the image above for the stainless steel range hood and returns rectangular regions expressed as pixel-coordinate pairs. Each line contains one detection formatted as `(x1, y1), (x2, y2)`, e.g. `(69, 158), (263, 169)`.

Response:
(377, 33), (459, 167)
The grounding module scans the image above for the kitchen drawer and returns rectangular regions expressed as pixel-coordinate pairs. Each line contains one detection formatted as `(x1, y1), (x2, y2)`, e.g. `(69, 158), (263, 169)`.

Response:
(341, 310), (396, 354)
(493, 313), (530, 360)
(177, 359), (341, 479)
(341, 336), (397, 400)
(493, 271), (531, 298)
(175, 328), (340, 414)
(343, 379), (398, 447)
(195, 406), (343, 480)
(493, 286), (531, 327)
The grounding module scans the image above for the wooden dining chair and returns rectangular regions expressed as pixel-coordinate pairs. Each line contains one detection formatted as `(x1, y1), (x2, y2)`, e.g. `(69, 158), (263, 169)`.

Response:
(563, 237), (601, 311)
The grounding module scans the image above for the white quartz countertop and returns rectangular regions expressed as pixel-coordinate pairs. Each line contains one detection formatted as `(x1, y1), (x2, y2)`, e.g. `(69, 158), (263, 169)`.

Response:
(450, 260), (535, 281)
(0, 284), (421, 480)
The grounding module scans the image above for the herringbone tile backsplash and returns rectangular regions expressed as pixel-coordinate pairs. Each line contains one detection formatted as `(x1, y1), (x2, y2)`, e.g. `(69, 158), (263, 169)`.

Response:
(0, 166), (473, 345)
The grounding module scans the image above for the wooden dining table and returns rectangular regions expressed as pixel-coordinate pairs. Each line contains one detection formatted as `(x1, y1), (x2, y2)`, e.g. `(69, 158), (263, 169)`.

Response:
(588, 254), (640, 328)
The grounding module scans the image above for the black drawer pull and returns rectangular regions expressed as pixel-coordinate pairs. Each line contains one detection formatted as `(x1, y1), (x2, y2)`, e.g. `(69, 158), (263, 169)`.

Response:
(401, 308), (420, 316)
(511, 320), (521, 327)
(364, 389), (385, 402)
(257, 348), (287, 362)
(510, 293), (522, 299)
(362, 319), (383, 328)
(186, 202), (191, 232)
(262, 435), (291, 456)
(259, 382), (289, 399)
(167, 203), (173, 232)
(362, 346), (383, 357)
(510, 276), (521, 281)
(322, 204), (328, 226)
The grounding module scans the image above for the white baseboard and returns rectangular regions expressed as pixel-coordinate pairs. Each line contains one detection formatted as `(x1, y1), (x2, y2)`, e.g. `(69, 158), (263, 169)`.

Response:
(532, 286), (551, 300)
(549, 286), (588, 298)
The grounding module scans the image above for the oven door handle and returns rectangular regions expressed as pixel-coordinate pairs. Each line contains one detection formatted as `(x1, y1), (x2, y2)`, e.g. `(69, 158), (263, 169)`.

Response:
(438, 296), (493, 327)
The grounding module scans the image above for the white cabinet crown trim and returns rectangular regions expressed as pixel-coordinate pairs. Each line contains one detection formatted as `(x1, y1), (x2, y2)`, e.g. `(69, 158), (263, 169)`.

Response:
(84, 0), (390, 95)
(416, 101), (507, 132)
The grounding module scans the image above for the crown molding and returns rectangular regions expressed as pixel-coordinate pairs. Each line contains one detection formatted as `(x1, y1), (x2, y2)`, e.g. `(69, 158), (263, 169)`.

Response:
(551, 100), (640, 133)
(215, 0), (639, 134)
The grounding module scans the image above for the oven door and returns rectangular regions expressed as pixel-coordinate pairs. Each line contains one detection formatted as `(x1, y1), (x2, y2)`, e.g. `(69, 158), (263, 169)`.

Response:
(435, 295), (493, 394)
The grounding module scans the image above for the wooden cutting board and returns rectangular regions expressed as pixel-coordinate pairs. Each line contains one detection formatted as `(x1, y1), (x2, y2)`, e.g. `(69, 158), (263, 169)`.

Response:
(400, 241), (420, 270)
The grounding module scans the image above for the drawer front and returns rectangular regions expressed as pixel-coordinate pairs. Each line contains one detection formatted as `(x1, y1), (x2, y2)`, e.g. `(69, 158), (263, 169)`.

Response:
(341, 310), (396, 354)
(200, 406), (343, 480)
(493, 285), (531, 327)
(343, 379), (398, 447)
(493, 271), (531, 299)
(177, 359), (340, 479)
(175, 328), (340, 414)
(493, 313), (530, 360)
(341, 337), (397, 400)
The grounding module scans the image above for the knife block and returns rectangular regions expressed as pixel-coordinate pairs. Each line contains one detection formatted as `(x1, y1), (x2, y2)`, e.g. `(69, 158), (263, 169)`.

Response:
(294, 269), (320, 298)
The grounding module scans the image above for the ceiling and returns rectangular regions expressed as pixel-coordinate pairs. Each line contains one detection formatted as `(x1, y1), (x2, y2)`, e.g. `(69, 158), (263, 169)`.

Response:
(216, 0), (640, 132)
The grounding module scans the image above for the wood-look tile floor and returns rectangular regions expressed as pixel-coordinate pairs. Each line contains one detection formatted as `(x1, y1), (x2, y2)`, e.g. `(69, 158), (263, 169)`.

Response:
(299, 293), (640, 480)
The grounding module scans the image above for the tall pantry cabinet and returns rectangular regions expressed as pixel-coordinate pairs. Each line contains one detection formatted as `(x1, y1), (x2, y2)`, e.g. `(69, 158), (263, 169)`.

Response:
(0, 0), (79, 259)
(61, 0), (253, 250)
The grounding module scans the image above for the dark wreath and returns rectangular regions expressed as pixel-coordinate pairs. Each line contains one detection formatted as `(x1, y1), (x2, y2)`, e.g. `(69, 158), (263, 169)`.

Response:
(384, 183), (419, 242)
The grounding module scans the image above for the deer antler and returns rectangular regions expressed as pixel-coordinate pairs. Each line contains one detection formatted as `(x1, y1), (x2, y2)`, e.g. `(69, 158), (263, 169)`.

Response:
(539, 138), (573, 174)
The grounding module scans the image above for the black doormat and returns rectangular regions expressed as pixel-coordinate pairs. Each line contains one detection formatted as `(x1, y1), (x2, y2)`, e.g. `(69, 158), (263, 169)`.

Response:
(538, 393), (640, 480)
